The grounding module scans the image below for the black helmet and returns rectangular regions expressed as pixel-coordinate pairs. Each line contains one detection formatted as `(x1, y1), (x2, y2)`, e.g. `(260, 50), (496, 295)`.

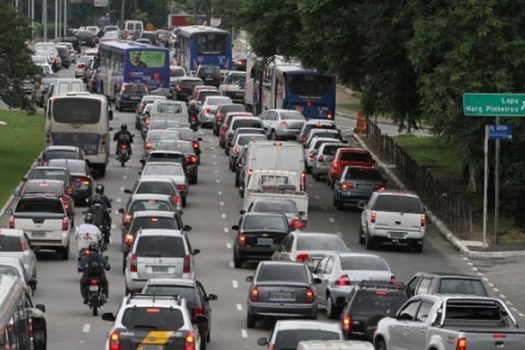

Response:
(84, 213), (94, 224)
(88, 241), (99, 251)
(91, 193), (102, 204)
(121, 123), (127, 131)
(95, 183), (105, 195)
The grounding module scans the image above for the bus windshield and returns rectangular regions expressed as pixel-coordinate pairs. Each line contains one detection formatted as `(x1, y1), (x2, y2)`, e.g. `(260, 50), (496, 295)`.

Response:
(53, 98), (101, 124)
(195, 32), (227, 55)
(287, 74), (333, 97)
(128, 50), (167, 69)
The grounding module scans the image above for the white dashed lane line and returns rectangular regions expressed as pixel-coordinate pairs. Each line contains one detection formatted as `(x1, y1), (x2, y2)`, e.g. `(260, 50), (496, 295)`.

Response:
(82, 324), (90, 333)
(241, 329), (248, 338)
(328, 217), (335, 224)
(232, 280), (239, 288)
(236, 304), (243, 311)
(116, 198), (122, 203)
(224, 227), (229, 233)
(221, 214), (227, 219)
(218, 191), (223, 196)
(229, 261), (234, 268)
(219, 202), (225, 206)
(123, 175), (127, 180)
(216, 179), (221, 183)
(226, 242), (232, 249)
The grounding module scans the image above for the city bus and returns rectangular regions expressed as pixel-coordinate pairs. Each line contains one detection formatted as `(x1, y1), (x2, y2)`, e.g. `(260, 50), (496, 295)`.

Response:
(175, 25), (233, 73)
(245, 56), (336, 120)
(0, 275), (47, 350)
(97, 41), (170, 100)
(46, 92), (113, 177)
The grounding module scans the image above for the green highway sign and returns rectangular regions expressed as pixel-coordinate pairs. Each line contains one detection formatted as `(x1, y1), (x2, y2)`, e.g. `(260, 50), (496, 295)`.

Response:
(463, 93), (525, 117)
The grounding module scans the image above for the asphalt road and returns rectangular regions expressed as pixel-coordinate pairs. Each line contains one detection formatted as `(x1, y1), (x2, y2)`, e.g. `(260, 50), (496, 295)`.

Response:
(17, 63), (523, 349)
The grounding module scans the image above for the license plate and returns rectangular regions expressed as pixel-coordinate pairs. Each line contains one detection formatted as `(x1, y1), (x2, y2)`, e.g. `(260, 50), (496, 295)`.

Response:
(152, 266), (169, 273)
(257, 238), (273, 246)
(88, 285), (99, 292)
(357, 184), (371, 189)
(389, 231), (406, 238)
(236, 92), (244, 96)
(31, 231), (46, 237)
(137, 346), (165, 350)
(269, 291), (294, 301)
(130, 96), (141, 100)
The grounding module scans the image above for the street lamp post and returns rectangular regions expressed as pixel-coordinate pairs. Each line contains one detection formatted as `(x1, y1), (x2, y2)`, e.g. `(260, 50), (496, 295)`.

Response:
(54, 0), (57, 39)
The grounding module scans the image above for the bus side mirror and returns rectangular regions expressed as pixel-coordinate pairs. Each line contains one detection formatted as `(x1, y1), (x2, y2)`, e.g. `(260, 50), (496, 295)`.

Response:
(108, 110), (114, 121)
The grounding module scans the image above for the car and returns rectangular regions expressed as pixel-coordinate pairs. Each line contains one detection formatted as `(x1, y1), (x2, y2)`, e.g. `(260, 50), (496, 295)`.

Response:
(26, 166), (74, 198)
(340, 281), (407, 342)
(124, 229), (200, 293)
(305, 137), (344, 172)
(0, 229), (37, 293)
(55, 45), (70, 68)
(405, 271), (489, 298)
(198, 95), (233, 128)
(246, 261), (321, 328)
(229, 133), (267, 171)
(219, 71), (246, 103)
(125, 177), (185, 208)
(142, 129), (180, 157)
(232, 212), (291, 268)
(136, 95), (167, 129)
(271, 232), (349, 266)
(297, 340), (374, 350)
(47, 159), (93, 204)
(214, 103), (246, 136)
(224, 116), (263, 154)
(312, 142), (349, 181)
(75, 30), (96, 47)
(166, 127), (203, 159)
(260, 109), (306, 140)
(75, 56), (92, 78)
(195, 64), (222, 87)
(17, 179), (74, 223)
(257, 320), (344, 349)
(244, 198), (306, 228)
(102, 294), (203, 350)
(304, 129), (343, 148)
(115, 82), (149, 111)
(219, 111), (254, 147)
(333, 166), (386, 210)
(327, 148), (375, 187)
(142, 278), (217, 345)
(142, 149), (190, 180)
(233, 52), (247, 71)
(140, 161), (190, 203)
(119, 193), (182, 233)
(155, 141), (199, 184)
(170, 65), (187, 87)
(298, 119), (337, 145)
(0, 257), (34, 294)
(173, 77), (204, 102)
(137, 30), (160, 45)
(359, 190), (426, 251)
(38, 145), (84, 166)
(314, 253), (397, 319)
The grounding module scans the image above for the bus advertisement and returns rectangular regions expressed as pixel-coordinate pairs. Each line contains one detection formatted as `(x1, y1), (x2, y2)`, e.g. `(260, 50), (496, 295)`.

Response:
(176, 26), (233, 73)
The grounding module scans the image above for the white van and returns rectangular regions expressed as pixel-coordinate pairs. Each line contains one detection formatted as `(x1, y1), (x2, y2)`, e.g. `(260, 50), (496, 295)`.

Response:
(297, 340), (374, 350)
(124, 20), (144, 37)
(45, 78), (85, 111)
(45, 92), (113, 176)
(149, 100), (189, 124)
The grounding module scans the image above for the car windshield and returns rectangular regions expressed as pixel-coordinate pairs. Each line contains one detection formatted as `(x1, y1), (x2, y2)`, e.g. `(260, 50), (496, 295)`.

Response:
(136, 182), (174, 195)
(233, 119), (261, 129)
(281, 111), (305, 120)
(257, 264), (307, 283)
(297, 236), (347, 251)
(372, 195), (423, 213)
(46, 151), (79, 160)
(243, 215), (287, 231)
(130, 217), (180, 231)
(350, 292), (407, 315)
(48, 160), (85, 174)
(340, 151), (373, 162)
(176, 129), (195, 141)
(136, 236), (185, 257)
(143, 285), (199, 305)
(130, 200), (173, 213)
(143, 164), (184, 176)
(237, 135), (266, 146)
(16, 199), (63, 213)
(344, 168), (382, 180)
(438, 278), (487, 296)
(253, 201), (298, 215)
(340, 256), (389, 271)
(0, 236), (22, 252)
(121, 308), (184, 331)
(274, 329), (341, 350)
(180, 80), (202, 88)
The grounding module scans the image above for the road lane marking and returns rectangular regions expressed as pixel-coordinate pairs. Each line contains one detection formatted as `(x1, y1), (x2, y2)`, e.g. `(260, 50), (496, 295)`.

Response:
(482, 277), (489, 281)
(476, 272), (483, 277)
(212, 154), (217, 158)
(499, 294), (506, 299)
(114, 210), (120, 215)
(229, 261), (234, 268)
(241, 329), (248, 338)
(236, 304), (243, 311)
(314, 195), (320, 200)
(226, 242), (232, 249)
(123, 175), (127, 180)
(111, 224), (116, 230)
(232, 280), (238, 288)
(213, 162), (217, 166)
(493, 287), (500, 293)
(119, 186), (125, 192)
(208, 138), (213, 143)
(224, 227), (229, 233)
(216, 179), (221, 183)
(116, 198), (122, 203)
(218, 191), (222, 196)
(214, 170), (219, 174)
(221, 214), (227, 219)
(308, 184), (313, 188)
(471, 267), (478, 272)
(328, 217), (335, 224)
(82, 324), (91, 333)
(211, 146), (216, 150)
(219, 201), (225, 206)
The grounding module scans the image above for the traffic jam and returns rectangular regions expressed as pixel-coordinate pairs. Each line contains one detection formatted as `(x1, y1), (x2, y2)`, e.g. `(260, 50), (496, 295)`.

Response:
(1, 22), (525, 350)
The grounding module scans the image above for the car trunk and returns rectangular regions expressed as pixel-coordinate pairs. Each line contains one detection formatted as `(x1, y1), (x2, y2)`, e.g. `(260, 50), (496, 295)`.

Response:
(256, 281), (310, 303)
(241, 230), (288, 248)
(374, 212), (422, 236)
(344, 270), (392, 284)
(137, 256), (184, 279)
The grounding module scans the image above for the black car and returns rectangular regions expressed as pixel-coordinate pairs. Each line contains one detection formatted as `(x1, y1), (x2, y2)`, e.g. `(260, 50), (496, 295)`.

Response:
(340, 281), (407, 341)
(116, 82), (149, 111)
(405, 271), (489, 298)
(75, 30), (96, 47)
(195, 65), (221, 88)
(232, 212), (290, 268)
(137, 31), (160, 46)
(333, 166), (386, 210)
(55, 46), (70, 68)
(60, 36), (80, 53)
(213, 103), (245, 136)
(173, 77), (203, 101)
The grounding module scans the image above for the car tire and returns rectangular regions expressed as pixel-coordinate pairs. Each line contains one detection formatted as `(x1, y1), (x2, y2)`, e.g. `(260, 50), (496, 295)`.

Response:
(235, 173), (240, 187)
(359, 225), (365, 244)
(122, 254), (126, 274)
(314, 171), (321, 181)
(182, 197), (187, 207)
(365, 228), (375, 250)
(59, 244), (69, 260)
(200, 335), (207, 350)
(246, 312), (256, 329)
(326, 295), (339, 319)
(375, 338), (387, 350)
(335, 196), (343, 211)
(125, 286), (130, 295)
(207, 327), (211, 342)
(233, 251), (243, 268)
(413, 240), (424, 253)
(270, 130), (277, 140)
(191, 174), (198, 185)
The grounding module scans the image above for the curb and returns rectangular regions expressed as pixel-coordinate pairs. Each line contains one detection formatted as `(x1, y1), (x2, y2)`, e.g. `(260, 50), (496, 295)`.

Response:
(351, 133), (525, 258)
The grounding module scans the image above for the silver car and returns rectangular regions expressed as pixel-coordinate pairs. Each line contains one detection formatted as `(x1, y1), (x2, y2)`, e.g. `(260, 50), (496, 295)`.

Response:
(313, 252), (395, 319)
(0, 256), (34, 294)
(305, 137), (344, 171)
(257, 320), (344, 349)
(311, 142), (348, 181)
(124, 229), (199, 293)
(140, 163), (190, 204)
(0, 229), (37, 292)
(260, 109), (306, 140)
(198, 95), (233, 127)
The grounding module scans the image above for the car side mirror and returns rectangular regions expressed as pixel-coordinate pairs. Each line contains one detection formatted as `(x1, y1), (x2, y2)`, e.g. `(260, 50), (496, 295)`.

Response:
(207, 293), (218, 301)
(313, 277), (322, 284)
(239, 210), (246, 215)
(245, 276), (253, 283)
(183, 225), (192, 231)
(298, 211), (305, 216)
(35, 304), (46, 313)
(257, 337), (268, 346)
(108, 110), (113, 120)
(118, 208), (124, 214)
(13, 190), (21, 197)
(193, 249), (200, 255)
(101, 312), (116, 322)
(231, 225), (239, 230)
(137, 171), (142, 175)
(124, 189), (132, 194)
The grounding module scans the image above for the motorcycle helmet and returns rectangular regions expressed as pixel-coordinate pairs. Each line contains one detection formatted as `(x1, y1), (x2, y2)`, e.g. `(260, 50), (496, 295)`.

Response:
(95, 183), (105, 195)
(120, 123), (127, 131)
(88, 241), (99, 252)
(84, 213), (94, 224)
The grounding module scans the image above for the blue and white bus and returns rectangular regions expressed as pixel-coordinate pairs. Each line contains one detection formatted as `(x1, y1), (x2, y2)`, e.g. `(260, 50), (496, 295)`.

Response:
(98, 41), (170, 100)
(175, 26), (233, 73)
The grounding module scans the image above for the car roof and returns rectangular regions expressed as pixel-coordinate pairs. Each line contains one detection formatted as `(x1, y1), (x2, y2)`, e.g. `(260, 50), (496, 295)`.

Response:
(275, 320), (342, 331)
(45, 145), (80, 152)
(375, 190), (419, 197)
(137, 177), (175, 184)
(293, 232), (342, 239)
(421, 271), (482, 279)
(335, 252), (383, 259)
(243, 212), (287, 219)
(146, 278), (196, 287)
(130, 194), (172, 201)
(136, 228), (184, 237)
(0, 229), (25, 237)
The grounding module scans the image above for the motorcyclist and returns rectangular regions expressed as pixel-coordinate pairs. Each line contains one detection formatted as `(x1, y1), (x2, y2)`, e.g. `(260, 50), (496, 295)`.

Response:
(74, 213), (102, 262)
(78, 242), (110, 304)
(113, 123), (134, 155)
(86, 194), (112, 245)
(87, 183), (112, 208)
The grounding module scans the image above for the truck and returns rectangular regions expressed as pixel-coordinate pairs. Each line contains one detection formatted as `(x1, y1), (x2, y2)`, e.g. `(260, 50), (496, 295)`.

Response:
(374, 294), (525, 350)
(243, 169), (309, 220)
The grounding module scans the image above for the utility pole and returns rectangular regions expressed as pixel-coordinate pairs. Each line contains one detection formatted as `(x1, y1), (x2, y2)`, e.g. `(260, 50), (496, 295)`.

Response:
(63, 0), (67, 36)
(54, 0), (58, 39)
(43, 0), (47, 41)
(494, 117), (500, 244)
(120, 0), (125, 28)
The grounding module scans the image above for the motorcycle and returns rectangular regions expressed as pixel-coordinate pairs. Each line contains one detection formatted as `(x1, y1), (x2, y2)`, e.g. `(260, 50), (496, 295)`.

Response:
(87, 276), (105, 316)
(118, 143), (130, 167)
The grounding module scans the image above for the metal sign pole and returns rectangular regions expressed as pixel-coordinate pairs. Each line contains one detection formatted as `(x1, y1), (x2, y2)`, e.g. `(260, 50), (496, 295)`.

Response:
(483, 125), (489, 248)
(494, 117), (500, 244)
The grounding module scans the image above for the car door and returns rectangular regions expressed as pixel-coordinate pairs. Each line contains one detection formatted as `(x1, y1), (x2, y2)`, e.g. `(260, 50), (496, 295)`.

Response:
(196, 281), (211, 323)
(314, 256), (330, 302)
(260, 111), (270, 134)
(407, 299), (433, 349)
(405, 275), (421, 298)
(319, 256), (335, 304)
(389, 299), (421, 350)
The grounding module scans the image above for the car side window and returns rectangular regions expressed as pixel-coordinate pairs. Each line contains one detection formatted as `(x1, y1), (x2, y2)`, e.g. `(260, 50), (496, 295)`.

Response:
(416, 277), (432, 295)
(416, 300), (433, 322)
(316, 256), (328, 274)
(324, 257), (334, 274)
(196, 281), (208, 299)
(406, 276), (421, 296)
(285, 235), (294, 252)
(398, 300), (420, 321)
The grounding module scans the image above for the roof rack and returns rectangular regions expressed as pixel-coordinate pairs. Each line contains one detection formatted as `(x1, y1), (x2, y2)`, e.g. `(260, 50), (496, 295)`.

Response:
(358, 280), (406, 290)
(126, 293), (184, 306)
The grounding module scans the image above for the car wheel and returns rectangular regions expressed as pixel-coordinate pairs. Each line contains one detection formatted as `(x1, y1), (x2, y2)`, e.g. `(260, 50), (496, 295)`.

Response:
(235, 173), (240, 187)
(413, 240), (424, 253)
(191, 174), (198, 185)
(182, 197), (187, 207)
(246, 312), (256, 329)
(365, 228), (375, 250)
(125, 286), (130, 295)
(233, 251), (243, 268)
(122, 254), (126, 274)
(359, 225), (365, 244)
(59, 244), (69, 260)
(313, 170), (320, 181)
(270, 130), (277, 140)
(326, 295), (339, 319)
(335, 196), (343, 211)
(375, 338), (386, 350)
(200, 335), (207, 350)
(207, 327), (211, 342)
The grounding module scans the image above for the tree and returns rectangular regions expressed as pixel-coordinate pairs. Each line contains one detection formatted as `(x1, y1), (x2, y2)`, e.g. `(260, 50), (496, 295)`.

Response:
(0, 2), (38, 112)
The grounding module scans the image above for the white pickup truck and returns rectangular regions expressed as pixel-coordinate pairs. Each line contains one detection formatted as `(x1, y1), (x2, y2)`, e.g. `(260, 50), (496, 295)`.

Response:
(8, 194), (71, 260)
(374, 294), (525, 350)
(243, 169), (309, 220)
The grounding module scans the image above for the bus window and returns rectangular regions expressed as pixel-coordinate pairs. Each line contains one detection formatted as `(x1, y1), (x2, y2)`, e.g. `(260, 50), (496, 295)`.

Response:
(287, 74), (332, 97)
(53, 98), (101, 124)
(195, 33), (227, 55)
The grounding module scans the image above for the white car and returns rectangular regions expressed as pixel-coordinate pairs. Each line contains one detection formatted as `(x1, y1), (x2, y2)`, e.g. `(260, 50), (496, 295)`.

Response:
(360, 190), (426, 252)
(257, 320), (344, 349)
(305, 137), (344, 171)
(219, 71), (246, 103)
(0, 256), (34, 294)
(0, 229), (37, 292)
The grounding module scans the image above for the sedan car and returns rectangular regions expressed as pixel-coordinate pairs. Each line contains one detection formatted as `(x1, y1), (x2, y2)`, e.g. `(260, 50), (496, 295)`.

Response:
(140, 162), (189, 205)
(26, 166), (74, 198)
(312, 142), (349, 181)
(173, 77), (204, 102)
(142, 278), (217, 344)
(119, 193), (181, 233)
(155, 141), (199, 184)
(314, 253), (397, 319)
(245, 198), (306, 229)
(38, 145), (84, 165)
(260, 109), (306, 140)
(0, 229), (37, 292)
(116, 82), (148, 111)
(47, 159), (93, 204)
(246, 261), (321, 328)
(333, 166), (386, 209)
(198, 95), (233, 128)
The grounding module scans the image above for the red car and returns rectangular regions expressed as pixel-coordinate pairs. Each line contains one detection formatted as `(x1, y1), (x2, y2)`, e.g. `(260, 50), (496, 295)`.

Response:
(327, 148), (375, 187)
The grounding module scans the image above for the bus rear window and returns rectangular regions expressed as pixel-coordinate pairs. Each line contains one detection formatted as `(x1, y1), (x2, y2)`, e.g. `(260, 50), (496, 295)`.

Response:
(287, 74), (332, 97)
(195, 33), (227, 55)
(53, 99), (101, 124)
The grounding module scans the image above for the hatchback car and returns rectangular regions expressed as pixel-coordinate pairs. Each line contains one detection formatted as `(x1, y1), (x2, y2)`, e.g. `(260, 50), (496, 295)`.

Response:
(116, 82), (149, 111)
(140, 162), (189, 205)
(305, 138), (344, 172)
(312, 142), (349, 181)
(245, 199), (305, 228)
(213, 103), (246, 135)
(124, 229), (200, 293)
(298, 119), (337, 145)
(196, 64), (222, 87)
(260, 109), (306, 140)
(246, 261), (321, 328)
(333, 166), (386, 209)
(327, 148), (375, 187)
(198, 95), (233, 128)
(26, 166), (74, 198)
(155, 141), (199, 184)
(173, 77), (204, 102)
(38, 145), (84, 165)
(0, 229), (37, 292)
(47, 159), (93, 204)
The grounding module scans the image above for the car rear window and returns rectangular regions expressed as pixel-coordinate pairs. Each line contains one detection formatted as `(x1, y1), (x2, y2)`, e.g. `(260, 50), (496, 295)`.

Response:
(257, 264), (307, 283)
(156, 103), (183, 114)
(0, 236), (21, 252)
(372, 195), (423, 214)
(218, 104), (245, 113)
(281, 111), (304, 120)
(142, 285), (199, 305)
(297, 236), (347, 251)
(274, 329), (341, 350)
(322, 144), (345, 156)
(143, 163), (184, 176)
(243, 215), (287, 231)
(136, 182), (174, 195)
(180, 80), (202, 88)
(126, 84), (147, 93)
(136, 236), (185, 257)
(253, 201), (298, 215)
(237, 135), (266, 146)
(438, 278), (487, 296)
(130, 217), (180, 231)
(16, 199), (64, 213)
(232, 119), (262, 129)
(340, 256), (389, 271)
(30, 169), (67, 182)
(130, 200), (173, 213)
(344, 168), (382, 180)
(339, 151), (373, 162)
(207, 97), (232, 105)
(46, 151), (79, 160)
(23, 182), (63, 195)
(121, 307), (184, 331)
(350, 291), (407, 314)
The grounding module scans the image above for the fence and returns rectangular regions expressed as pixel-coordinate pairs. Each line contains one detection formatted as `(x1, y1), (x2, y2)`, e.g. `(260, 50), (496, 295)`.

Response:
(365, 119), (473, 238)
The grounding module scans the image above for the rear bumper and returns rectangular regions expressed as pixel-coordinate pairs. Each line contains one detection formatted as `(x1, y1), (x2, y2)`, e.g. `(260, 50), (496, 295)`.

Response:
(236, 246), (277, 260)
(369, 226), (425, 241)
(118, 99), (141, 109)
(327, 286), (354, 306)
(313, 163), (329, 174)
(30, 232), (70, 249)
(248, 302), (317, 318)
(336, 190), (373, 204)
(276, 129), (301, 139)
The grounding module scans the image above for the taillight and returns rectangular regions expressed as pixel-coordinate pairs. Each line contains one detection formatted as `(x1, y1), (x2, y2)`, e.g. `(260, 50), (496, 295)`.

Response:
(176, 86), (182, 92)
(109, 330), (120, 350)
(144, 142), (152, 150)
(130, 254), (137, 272)
(9, 216), (15, 229)
(62, 217), (69, 231)
(332, 161), (339, 169)
(305, 287), (315, 303)
(456, 337), (467, 350)
(249, 286), (259, 302)
(183, 255), (191, 273)
(184, 331), (196, 350)
(20, 239), (28, 252)
(341, 181), (353, 190)
(77, 63), (85, 68)
(370, 211), (377, 224)
(238, 234), (246, 247)
(89, 278), (98, 286)
(192, 140), (199, 149)
(186, 155), (197, 164)
(335, 274), (351, 286)
(204, 108), (212, 114)
(390, 275), (398, 285)
(28, 318), (33, 338)
(125, 233), (134, 247)
(79, 176), (91, 186)
(290, 218), (305, 230)
(420, 214), (426, 227)
(318, 155), (325, 162)
(342, 315), (352, 332)
(374, 184), (385, 191)
(172, 195), (182, 206)
(295, 253), (310, 263)
(176, 184), (187, 192)
(193, 306), (204, 317)
(123, 213), (132, 225)
(327, 111), (334, 119)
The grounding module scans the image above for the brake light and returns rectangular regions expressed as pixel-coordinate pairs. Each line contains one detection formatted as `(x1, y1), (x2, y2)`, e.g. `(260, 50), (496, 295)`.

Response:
(176, 86), (182, 92)
(130, 254), (137, 272)
(420, 214), (426, 227)
(341, 181), (353, 190)
(390, 275), (398, 285)
(327, 111), (334, 119)
(296, 253), (310, 263)
(109, 330), (120, 350)
(89, 278), (98, 286)
(290, 218), (304, 230)
(318, 155), (325, 162)
(176, 184), (187, 192)
(280, 121), (288, 128)
(370, 211), (377, 224)
(144, 142), (152, 150)
(62, 217), (69, 231)
(309, 151), (315, 159)
(28, 318), (33, 338)
(147, 307), (160, 313)
(20, 239), (27, 252)
(184, 331), (195, 350)
(125, 233), (134, 247)
(123, 213), (132, 225)
(79, 176), (91, 186)
(456, 337), (467, 350)
(493, 334), (506, 339)
(192, 140), (199, 149)
(238, 234), (246, 247)
(183, 255), (191, 273)
(193, 306), (204, 317)
(204, 108), (212, 114)
(305, 288), (315, 303)
(374, 184), (385, 191)
(77, 63), (85, 68)
(186, 155), (197, 164)
(375, 289), (389, 296)
(120, 144), (127, 149)
(249, 286), (259, 302)
(172, 195), (182, 206)
(342, 315), (352, 332)
(8, 216), (15, 229)
(335, 274), (351, 286)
